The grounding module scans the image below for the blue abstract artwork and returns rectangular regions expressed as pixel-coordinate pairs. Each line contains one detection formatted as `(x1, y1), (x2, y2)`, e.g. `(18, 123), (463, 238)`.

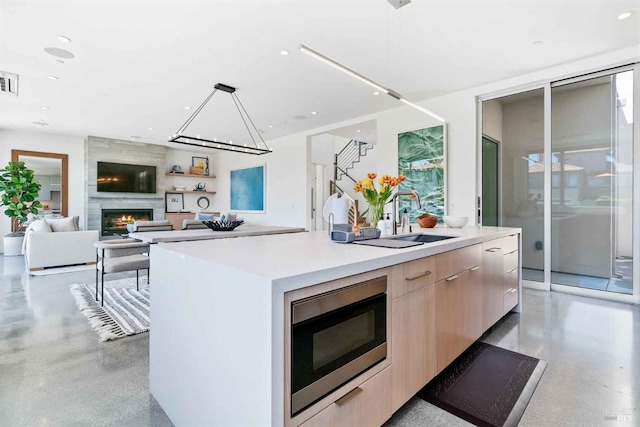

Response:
(230, 165), (265, 212)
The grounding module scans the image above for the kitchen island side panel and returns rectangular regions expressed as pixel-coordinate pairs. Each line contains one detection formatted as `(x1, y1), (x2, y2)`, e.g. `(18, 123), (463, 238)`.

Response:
(149, 245), (274, 426)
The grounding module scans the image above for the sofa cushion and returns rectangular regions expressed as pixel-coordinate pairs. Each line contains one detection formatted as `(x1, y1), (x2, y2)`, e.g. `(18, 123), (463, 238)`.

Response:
(195, 212), (215, 221)
(30, 219), (53, 233)
(45, 216), (80, 232)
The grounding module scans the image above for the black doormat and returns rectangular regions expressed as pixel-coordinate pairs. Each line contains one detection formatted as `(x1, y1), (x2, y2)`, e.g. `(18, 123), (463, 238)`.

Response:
(417, 342), (547, 427)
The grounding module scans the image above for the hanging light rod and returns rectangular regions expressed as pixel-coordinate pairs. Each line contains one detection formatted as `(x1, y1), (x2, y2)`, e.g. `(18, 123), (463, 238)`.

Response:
(168, 83), (272, 155)
(298, 44), (445, 123)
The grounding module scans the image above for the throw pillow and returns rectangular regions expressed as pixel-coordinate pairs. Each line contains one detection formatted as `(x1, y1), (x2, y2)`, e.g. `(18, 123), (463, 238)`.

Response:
(45, 216), (79, 232)
(195, 212), (214, 221)
(30, 219), (53, 233)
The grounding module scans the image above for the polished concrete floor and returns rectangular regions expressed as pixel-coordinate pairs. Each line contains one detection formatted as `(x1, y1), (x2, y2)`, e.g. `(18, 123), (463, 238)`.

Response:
(523, 257), (633, 295)
(1, 255), (639, 426)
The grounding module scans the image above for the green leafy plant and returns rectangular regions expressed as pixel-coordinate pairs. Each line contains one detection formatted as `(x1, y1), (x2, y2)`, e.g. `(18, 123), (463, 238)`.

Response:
(0, 161), (43, 236)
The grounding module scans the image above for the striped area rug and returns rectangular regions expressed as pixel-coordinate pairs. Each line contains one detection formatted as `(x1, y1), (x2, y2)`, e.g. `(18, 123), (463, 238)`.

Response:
(70, 277), (150, 342)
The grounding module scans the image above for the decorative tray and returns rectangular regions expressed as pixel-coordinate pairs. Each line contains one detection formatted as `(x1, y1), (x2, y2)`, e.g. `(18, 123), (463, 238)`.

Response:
(202, 219), (245, 231)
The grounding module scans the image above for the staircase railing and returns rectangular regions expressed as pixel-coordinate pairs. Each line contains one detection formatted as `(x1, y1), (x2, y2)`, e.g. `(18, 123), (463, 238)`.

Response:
(334, 140), (374, 183)
(329, 180), (360, 226)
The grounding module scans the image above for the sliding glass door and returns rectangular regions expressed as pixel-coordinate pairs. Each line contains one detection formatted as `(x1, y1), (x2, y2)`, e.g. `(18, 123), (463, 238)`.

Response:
(481, 65), (637, 301)
(550, 70), (634, 295)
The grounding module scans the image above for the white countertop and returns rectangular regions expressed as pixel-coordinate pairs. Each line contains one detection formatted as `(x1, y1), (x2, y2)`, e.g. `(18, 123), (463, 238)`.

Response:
(128, 224), (305, 243)
(155, 225), (521, 291)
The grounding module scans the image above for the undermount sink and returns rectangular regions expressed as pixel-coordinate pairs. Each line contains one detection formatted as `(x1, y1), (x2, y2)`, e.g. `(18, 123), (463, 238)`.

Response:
(387, 234), (457, 243)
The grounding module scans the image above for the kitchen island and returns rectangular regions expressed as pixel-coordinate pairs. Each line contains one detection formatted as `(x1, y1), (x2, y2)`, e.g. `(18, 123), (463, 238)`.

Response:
(128, 224), (305, 243)
(149, 226), (521, 426)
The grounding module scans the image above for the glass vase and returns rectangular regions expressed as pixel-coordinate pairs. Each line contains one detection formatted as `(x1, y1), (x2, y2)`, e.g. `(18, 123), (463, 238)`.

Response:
(368, 202), (385, 227)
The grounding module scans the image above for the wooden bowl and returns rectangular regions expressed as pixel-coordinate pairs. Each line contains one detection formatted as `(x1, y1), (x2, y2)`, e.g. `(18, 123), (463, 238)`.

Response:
(417, 213), (438, 228)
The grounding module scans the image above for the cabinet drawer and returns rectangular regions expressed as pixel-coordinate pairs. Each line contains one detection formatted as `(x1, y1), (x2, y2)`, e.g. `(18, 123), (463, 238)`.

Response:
(503, 286), (519, 314)
(391, 256), (435, 299)
(435, 244), (481, 282)
(300, 367), (392, 427)
(503, 251), (519, 274)
(503, 234), (519, 254)
(504, 267), (519, 294)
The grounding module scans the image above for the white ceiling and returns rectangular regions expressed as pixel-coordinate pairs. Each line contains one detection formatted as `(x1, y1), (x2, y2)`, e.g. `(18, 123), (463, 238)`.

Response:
(325, 119), (377, 144)
(1, 0), (638, 148)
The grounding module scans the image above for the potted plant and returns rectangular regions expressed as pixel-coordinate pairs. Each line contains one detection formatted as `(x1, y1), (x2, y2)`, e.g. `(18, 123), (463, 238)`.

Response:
(0, 161), (43, 256)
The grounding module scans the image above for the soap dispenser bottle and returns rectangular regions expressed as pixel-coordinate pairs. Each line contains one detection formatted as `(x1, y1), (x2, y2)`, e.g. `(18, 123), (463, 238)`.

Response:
(377, 214), (386, 237)
(401, 208), (410, 233)
(385, 213), (392, 236)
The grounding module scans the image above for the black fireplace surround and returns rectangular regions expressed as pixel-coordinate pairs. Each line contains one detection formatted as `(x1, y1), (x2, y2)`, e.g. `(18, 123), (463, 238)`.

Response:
(101, 208), (153, 236)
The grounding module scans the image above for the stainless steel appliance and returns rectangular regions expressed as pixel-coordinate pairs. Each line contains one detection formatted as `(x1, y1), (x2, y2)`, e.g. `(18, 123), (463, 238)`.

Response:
(290, 276), (387, 415)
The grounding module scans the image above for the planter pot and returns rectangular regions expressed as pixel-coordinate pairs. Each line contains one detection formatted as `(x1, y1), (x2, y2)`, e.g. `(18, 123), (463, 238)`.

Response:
(3, 235), (24, 256)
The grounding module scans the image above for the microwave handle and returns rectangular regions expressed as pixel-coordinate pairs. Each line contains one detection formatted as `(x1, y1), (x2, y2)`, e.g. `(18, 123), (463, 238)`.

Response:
(335, 387), (363, 407)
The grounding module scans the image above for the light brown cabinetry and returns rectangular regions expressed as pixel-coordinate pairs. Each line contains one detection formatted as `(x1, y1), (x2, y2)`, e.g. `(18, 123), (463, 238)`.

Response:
(391, 283), (436, 412)
(434, 243), (484, 373)
(463, 264), (484, 345)
(482, 235), (520, 331)
(503, 234), (520, 314)
(300, 367), (392, 427)
(482, 239), (505, 331)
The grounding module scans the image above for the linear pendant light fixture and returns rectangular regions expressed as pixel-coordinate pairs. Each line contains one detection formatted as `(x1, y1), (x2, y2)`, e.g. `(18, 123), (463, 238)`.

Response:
(299, 44), (445, 123)
(168, 83), (272, 155)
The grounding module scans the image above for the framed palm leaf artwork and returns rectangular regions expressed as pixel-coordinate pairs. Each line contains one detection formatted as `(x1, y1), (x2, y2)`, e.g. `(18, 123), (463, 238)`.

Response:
(398, 124), (447, 223)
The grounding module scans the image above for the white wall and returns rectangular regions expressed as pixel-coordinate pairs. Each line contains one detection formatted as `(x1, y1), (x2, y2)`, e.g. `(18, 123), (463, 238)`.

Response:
(212, 135), (308, 227)
(482, 99), (502, 142)
(0, 129), (85, 252)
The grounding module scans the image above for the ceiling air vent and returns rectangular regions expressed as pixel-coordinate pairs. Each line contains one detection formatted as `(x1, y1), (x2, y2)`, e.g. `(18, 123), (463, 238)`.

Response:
(0, 71), (19, 96)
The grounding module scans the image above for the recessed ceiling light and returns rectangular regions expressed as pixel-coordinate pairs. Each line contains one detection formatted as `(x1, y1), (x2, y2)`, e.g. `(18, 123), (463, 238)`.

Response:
(44, 47), (74, 59)
(130, 136), (141, 140)
(148, 127), (154, 131)
(280, 50), (289, 56)
(185, 106), (191, 110)
(40, 106), (50, 110)
(311, 111), (317, 115)
(57, 35), (71, 42)
(618, 11), (635, 20)
(373, 91), (380, 95)
(268, 125), (273, 128)
(47, 75), (59, 80)
(32, 121), (49, 127)
(532, 40), (543, 46)
(356, 130), (361, 133)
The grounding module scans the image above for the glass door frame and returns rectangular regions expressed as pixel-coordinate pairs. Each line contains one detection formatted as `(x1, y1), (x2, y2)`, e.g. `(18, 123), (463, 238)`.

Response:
(477, 63), (639, 305)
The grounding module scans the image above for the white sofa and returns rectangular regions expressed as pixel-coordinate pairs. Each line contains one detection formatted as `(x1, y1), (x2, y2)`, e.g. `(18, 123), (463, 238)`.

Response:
(23, 219), (99, 272)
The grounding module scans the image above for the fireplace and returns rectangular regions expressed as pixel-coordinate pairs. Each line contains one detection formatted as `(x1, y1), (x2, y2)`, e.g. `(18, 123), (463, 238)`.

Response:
(101, 208), (153, 236)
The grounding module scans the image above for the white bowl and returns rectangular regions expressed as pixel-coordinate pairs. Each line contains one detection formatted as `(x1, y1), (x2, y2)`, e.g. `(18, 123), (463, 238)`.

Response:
(443, 216), (469, 228)
(173, 185), (187, 191)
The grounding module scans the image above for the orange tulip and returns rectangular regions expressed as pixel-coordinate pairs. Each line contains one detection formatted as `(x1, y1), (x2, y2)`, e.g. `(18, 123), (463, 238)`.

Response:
(398, 174), (406, 182)
(368, 172), (377, 179)
(353, 181), (363, 192)
(390, 178), (399, 187)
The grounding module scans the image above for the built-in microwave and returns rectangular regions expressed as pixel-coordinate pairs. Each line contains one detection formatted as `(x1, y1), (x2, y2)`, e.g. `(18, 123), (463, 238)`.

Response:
(290, 276), (387, 415)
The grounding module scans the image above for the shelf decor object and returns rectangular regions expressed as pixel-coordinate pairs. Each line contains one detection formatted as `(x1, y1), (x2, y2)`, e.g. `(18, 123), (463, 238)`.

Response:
(192, 156), (209, 175)
(168, 83), (272, 155)
(165, 193), (184, 213)
(299, 44), (445, 123)
(201, 219), (244, 232)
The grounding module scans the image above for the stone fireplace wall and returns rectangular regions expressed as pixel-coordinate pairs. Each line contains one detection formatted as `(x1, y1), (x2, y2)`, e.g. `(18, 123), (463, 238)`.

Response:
(85, 136), (166, 232)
